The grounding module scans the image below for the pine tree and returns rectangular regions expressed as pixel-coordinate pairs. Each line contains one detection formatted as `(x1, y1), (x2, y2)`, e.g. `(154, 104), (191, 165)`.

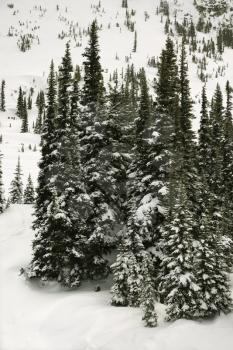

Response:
(133, 31), (137, 52)
(160, 182), (200, 321)
(80, 22), (118, 279)
(198, 86), (212, 183)
(82, 20), (105, 106)
(0, 80), (6, 112)
(111, 226), (145, 307)
(35, 91), (45, 134)
(9, 157), (23, 204)
(140, 253), (158, 327)
(209, 84), (225, 203)
(194, 194), (232, 318)
(16, 87), (24, 118)
(27, 95), (32, 110)
(24, 174), (35, 204)
(21, 98), (28, 132)
(0, 152), (5, 213)
(30, 61), (59, 280)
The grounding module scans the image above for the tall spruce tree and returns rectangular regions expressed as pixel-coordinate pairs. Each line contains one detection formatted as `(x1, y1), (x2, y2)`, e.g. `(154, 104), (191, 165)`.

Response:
(0, 80), (6, 112)
(16, 87), (24, 118)
(82, 20), (105, 106)
(80, 21), (118, 279)
(0, 152), (4, 213)
(21, 98), (28, 132)
(9, 157), (23, 204)
(24, 174), (35, 204)
(30, 61), (60, 280)
(160, 181), (200, 321)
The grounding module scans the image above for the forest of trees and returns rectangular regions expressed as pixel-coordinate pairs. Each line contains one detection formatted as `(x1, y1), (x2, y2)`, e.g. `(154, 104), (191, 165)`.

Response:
(0, 19), (229, 327)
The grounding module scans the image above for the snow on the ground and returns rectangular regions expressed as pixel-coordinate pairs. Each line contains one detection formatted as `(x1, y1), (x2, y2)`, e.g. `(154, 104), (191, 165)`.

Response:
(1, 1), (233, 349)
(0, 205), (233, 350)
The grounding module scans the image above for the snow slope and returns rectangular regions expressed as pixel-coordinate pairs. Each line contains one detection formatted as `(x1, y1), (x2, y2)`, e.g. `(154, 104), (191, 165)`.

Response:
(1, 1), (233, 349)
(0, 205), (233, 350)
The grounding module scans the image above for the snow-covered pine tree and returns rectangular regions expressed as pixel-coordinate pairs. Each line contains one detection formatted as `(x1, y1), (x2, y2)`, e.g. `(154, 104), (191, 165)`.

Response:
(198, 86), (212, 184)
(209, 84), (225, 201)
(82, 20), (105, 106)
(0, 152), (5, 213)
(80, 20), (117, 279)
(111, 224), (145, 307)
(9, 157), (23, 204)
(30, 61), (60, 280)
(178, 38), (197, 199)
(160, 181), (200, 321)
(194, 191), (232, 318)
(24, 174), (35, 204)
(147, 37), (180, 279)
(16, 86), (24, 118)
(140, 252), (158, 327)
(0, 80), (6, 112)
(21, 98), (28, 133)
(34, 91), (45, 134)
(52, 44), (92, 287)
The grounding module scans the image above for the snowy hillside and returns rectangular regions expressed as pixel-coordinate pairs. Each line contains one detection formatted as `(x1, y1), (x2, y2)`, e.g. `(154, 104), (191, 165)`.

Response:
(0, 206), (233, 350)
(1, 0), (233, 349)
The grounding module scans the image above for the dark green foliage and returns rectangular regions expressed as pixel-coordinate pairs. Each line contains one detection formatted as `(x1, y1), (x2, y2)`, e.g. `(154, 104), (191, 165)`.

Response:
(16, 86), (24, 118)
(21, 98), (28, 132)
(0, 80), (6, 111)
(0, 152), (5, 213)
(82, 20), (105, 105)
(9, 157), (23, 204)
(24, 174), (35, 204)
(141, 253), (158, 327)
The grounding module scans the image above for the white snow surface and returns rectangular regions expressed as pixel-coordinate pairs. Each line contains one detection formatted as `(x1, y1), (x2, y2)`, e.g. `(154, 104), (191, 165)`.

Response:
(1, 0), (233, 348)
(0, 205), (233, 350)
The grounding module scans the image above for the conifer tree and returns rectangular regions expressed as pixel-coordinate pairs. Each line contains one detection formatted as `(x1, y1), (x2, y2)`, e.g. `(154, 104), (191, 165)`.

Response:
(30, 61), (59, 280)
(9, 157), (23, 204)
(194, 193), (232, 318)
(140, 253), (158, 327)
(24, 174), (35, 204)
(80, 21), (118, 279)
(0, 80), (6, 112)
(209, 84), (225, 203)
(21, 98), (28, 132)
(160, 182), (200, 321)
(27, 95), (32, 110)
(35, 91), (45, 134)
(16, 87), (24, 118)
(111, 225), (145, 307)
(198, 86), (212, 183)
(0, 152), (5, 213)
(82, 20), (105, 106)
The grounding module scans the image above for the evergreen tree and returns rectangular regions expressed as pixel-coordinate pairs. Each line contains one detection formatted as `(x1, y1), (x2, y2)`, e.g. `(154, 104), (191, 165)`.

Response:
(16, 87), (24, 118)
(111, 226), (145, 307)
(27, 95), (32, 110)
(160, 182), (200, 321)
(82, 20), (105, 106)
(198, 86), (212, 183)
(35, 91), (45, 134)
(140, 253), (158, 327)
(24, 174), (35, 204)
(194, 194), (232, 318)
(80, 22), (119, 279)
(21, 98), (28, 133)
(209, 84), (225, 203)
(9, 157), (23, 204)
(0, 80), (6, 112)
(0, 152), (5, 213)
(30, 61), (59, 280)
